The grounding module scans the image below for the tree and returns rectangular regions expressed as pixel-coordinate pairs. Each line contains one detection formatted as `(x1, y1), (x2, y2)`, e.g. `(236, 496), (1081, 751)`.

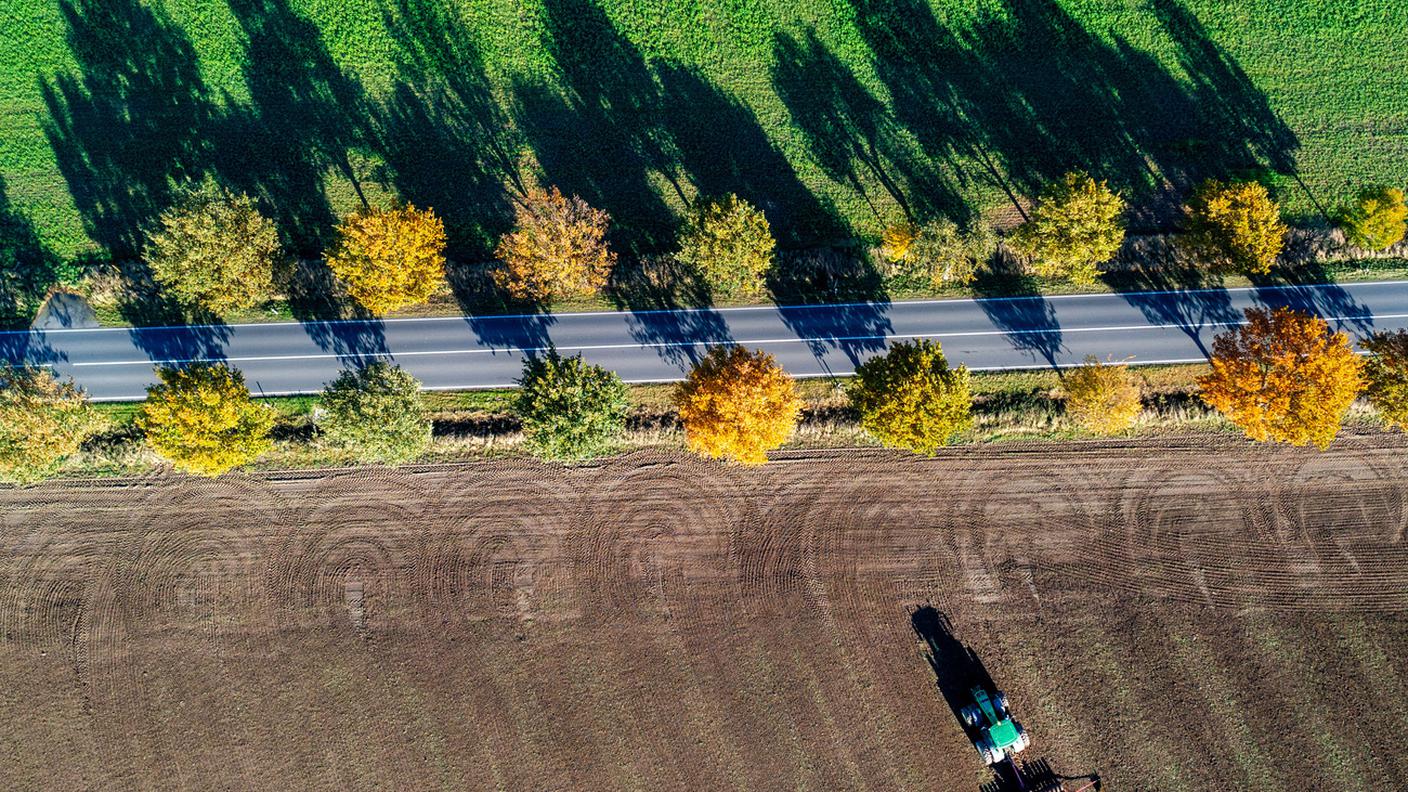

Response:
(494, 187), (615, 303)
(847, 339), (971, 454)
(0, 366), (106, 484)
(138, 364), (275, 475)
(674, 345), (801, 465)
(1198, 307), (1364, 449)
(326, 204), (447, 315)
(1009, 171), (1126, 284)
(146, 179), (282, 314)
(675, 194), (775, 299)
(882, 218), (996, 289)
(1360, 329), (1408, 429)
(319, 362), (432, 464)
(1184, 179), (1287, 275)
(1062, 357), (1142, 435)
(1338, 185), (1407, 251)
(515, 351), (631, 460)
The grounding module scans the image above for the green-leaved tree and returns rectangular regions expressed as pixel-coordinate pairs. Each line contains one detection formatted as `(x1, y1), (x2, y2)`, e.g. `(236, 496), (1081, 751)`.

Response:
(319, 362), (432, 464)
(676, 194), (776, 299)
(515, 351), (631, 460)
(0, 366), (106, 483)
(881, 218), (996, 289)
(1009, 171), (1126, 284)
(147, 179), (282, 314)
(848, 339), (972, 454)
(1338, 185), (1407, 251)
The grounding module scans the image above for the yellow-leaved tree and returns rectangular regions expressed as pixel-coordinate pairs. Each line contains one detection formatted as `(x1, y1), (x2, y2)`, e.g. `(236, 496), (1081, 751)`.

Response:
(847, 339), (971, 454)
(138, 363), (275, 475)
(326, 205), (447, 315)
(674, 345), (801, 465)
(1062, 357), (1142, 435)
(675, 194), (775, 299)
(1185, 180), (1287, 275)
(1338, 185), (1407, 251)
(494, 187), (615, 303)
(1198, 307), (1364, 448)
(0, 366), (107, 484)
(1009, 171), (1126, 284)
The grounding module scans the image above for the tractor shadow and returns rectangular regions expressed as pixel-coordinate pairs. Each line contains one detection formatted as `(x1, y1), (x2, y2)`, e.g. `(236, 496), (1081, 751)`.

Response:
(911, 606), (1100, 792)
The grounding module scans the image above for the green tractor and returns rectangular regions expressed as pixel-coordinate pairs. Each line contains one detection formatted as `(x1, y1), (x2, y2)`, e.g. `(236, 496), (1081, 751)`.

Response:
(960, 686), (1031, 766)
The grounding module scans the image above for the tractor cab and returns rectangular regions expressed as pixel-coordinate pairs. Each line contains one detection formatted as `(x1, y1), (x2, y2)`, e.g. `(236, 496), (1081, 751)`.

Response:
(961, 686), (1031, 765)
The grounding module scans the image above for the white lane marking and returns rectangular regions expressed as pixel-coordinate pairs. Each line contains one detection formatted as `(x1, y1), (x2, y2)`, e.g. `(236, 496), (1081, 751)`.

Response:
(65, 311), (1407, 368)
(9, 278), (1408, 335)
(85, 357), (1218, 402)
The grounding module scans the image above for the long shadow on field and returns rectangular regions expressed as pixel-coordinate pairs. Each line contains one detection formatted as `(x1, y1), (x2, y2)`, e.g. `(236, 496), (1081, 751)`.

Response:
(41, 0), (214, 258)
(376, 0), (524, 260)
(0, 174), (71, 331)
(842, 0), (1300, 222)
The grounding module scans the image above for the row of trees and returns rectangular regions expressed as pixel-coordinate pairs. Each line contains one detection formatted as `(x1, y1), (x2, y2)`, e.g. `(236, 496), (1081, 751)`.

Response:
(142, 181), (777, 317)
(884, 175), (1408, 288)
(1, 307), (1402, 481)
(138, 173), (1408, 319)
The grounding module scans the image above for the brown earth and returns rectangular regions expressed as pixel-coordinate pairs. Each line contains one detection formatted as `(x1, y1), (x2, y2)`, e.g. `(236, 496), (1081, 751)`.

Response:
(3, 438), (1408, 791)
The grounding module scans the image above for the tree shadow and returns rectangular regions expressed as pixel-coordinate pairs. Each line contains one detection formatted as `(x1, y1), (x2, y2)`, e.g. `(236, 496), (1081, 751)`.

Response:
(653, 62), (845, 245)
(607, 254), (732, 366)
(284, 260), (389, 363)
(374, 0), (523, 259)
(0, 174), (71, 330)
(767, 247), (892, 368)
(40, 0), (213, 258)
(972, 258), (1064, 368)
(844, 0), (1300, 223)
(770, 29), (955, 226)
(511, 0), (677, 253)
(1104, 265), (1237, 357)
(1250, 264), (1374, 336)
(217, 0), (374, 255)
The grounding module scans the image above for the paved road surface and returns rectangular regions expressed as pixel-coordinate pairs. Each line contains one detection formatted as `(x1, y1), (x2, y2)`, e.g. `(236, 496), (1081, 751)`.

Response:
(2, 280), (1404, 401)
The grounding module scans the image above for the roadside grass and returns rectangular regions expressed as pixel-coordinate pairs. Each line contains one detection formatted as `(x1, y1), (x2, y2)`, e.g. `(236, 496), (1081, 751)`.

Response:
(61, 362), (1401, 481)
(4, 0), (1408, 323)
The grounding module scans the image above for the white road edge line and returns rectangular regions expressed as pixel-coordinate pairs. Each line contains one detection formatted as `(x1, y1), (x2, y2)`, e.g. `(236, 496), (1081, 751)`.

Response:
(64, 311), (1407, 368)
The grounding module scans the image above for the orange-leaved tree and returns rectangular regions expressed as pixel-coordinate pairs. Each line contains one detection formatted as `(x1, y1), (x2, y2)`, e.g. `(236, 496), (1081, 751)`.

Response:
(1198, 307), (1364, 448)
(326, 204), (447, 315)
(674, 345), (801, 465)
(494, 186), (615, 303)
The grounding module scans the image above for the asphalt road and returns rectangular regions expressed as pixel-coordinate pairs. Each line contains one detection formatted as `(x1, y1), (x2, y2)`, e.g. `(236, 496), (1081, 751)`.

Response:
(3, 280), (1405, 401)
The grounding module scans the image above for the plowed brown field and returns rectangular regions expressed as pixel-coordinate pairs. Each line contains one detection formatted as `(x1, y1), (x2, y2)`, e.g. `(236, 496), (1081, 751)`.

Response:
(4, 438), (1408, 791)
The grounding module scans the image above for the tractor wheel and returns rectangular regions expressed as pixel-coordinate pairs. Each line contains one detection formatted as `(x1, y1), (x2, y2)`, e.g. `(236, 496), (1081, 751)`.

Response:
(993, 692), (1009, 713)
(1013, 722), (1030, 752)
(961, 705), (980, 726)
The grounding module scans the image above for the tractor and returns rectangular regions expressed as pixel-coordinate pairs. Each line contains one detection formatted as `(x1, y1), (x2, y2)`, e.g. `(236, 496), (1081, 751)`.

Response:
(960, 686), (1031, 765)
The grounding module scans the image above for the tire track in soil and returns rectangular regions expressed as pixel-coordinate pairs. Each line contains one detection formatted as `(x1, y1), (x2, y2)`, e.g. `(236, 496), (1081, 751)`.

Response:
(412, 469), (579, 791)
(5, 439), (1408, 790)
(80, 479), (282, 791)
(792, 466), (954, 790)
(564, 459), (744, 791)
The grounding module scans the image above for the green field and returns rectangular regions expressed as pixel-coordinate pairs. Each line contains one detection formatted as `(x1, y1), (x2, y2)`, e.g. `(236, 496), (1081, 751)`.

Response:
(3, 0), (1407, 287)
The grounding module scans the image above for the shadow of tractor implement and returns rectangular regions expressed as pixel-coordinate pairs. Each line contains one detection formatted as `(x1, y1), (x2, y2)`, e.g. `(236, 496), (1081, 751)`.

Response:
(911, 606), (1101, 792)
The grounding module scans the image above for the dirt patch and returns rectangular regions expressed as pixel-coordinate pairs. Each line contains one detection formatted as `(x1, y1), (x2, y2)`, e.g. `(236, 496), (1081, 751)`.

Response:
(2, 438), (1408, 791)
